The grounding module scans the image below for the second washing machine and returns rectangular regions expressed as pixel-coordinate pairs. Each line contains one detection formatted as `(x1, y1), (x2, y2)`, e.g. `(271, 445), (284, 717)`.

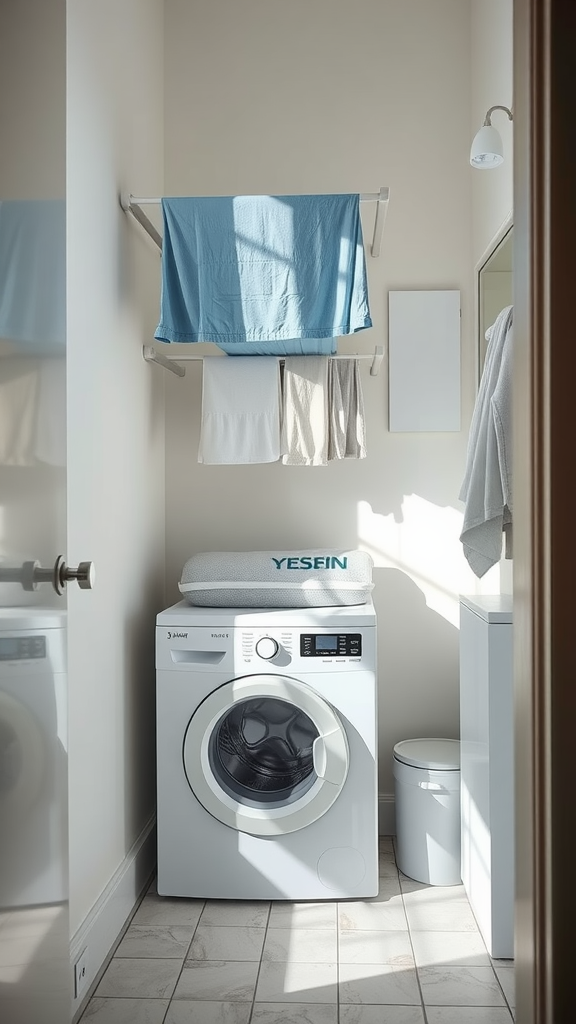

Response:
(156, 600), (378, 900)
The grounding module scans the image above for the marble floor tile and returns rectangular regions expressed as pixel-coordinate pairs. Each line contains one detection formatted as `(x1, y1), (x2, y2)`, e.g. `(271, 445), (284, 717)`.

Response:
(188, 924), (265, 961)
(401, 881), (470, 904)
(262, 927), (337, 963)
(268, 902), (337, 930)
(425, 1008), (513, 1024)
(131, 896), (204, 929)
(376, 875), (402, 899)
(255, 960), (338, 1003)
(95, 958), (182, 1000)
(251, 1003), (338, 1023)
(400, 876), (467, 899)
(339, 1007), (425, 1024)
(379, 854), (400, 880)
(338, 928), (414, 965)
(495, 966), (515, 1008)
(80, 997), (169, 1023)
(200, 900), (270, 928)
(164, 1000), (252, 1023)
(404, 895), (480, 933)
(409, 929), (491, 967)
(115, 924), (196, 959)
(338, 896), (408, 932)
(172, 959), (259, 1001)
(418, 966), (507, 1006)
(338, 962), (421, 1005)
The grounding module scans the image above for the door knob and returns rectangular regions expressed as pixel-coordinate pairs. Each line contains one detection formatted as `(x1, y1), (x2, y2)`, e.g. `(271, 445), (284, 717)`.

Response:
(53, 555), (95, 594)
(0, 556), (95, 595)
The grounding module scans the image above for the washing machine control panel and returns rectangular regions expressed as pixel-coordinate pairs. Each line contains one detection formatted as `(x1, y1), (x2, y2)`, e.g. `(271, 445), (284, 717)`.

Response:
(300, 633), (362, 657)
(0, 635), (46, 661)
(236, 628), (368, 667)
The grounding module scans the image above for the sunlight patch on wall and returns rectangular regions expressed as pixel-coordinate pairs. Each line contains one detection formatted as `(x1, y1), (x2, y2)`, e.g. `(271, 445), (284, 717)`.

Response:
(357, 497), (501, 627)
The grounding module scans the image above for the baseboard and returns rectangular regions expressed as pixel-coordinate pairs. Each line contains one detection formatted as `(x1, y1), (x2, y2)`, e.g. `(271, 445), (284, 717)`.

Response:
(378, 792), (396, 835)
(70, 814), (156, 1022)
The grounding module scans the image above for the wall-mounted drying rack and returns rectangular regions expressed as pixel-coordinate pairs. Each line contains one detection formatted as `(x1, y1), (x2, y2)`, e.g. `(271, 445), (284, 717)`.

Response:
(143, 344), (385, 378)
(120, 187), (390, 258)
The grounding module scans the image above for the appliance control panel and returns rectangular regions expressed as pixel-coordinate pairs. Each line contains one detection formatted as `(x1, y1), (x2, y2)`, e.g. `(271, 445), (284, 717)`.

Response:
(234, 628), (370, 669)
(300, 633), (362, 658)
(0, 635), (46, 661)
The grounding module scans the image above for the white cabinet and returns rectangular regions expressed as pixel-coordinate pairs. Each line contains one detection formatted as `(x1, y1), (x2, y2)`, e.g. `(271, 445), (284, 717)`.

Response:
(459, 595), (514, 959)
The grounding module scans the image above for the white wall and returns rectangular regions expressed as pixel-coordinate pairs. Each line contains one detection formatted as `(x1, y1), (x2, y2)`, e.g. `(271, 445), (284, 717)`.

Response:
(163, 0), (484, 800)
(67, 0), (164, 938)
(470, 0), (514, 594)
(470, 0), (514, 265)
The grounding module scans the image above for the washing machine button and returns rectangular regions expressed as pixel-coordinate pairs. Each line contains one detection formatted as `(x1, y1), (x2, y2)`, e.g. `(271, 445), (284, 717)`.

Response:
(255, 636), (279, 660)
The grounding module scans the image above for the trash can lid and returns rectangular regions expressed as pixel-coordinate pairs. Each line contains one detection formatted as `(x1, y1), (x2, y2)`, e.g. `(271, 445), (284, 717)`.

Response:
(393, 738), (460, 771)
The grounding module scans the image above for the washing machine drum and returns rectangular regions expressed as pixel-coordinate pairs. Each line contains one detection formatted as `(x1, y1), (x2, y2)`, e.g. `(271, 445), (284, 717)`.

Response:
(215, 698), (318, 801)
(183, 674), (349, 836)
(0, 693), (45, 818)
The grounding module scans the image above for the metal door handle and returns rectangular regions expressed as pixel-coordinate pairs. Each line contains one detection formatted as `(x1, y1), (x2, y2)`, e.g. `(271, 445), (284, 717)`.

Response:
(56, 556), (95, 593)
(0, 555), (95, 595)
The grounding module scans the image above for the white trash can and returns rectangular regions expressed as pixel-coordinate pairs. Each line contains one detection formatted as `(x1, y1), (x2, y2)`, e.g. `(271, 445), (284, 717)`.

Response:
(393, 738), (461, 886)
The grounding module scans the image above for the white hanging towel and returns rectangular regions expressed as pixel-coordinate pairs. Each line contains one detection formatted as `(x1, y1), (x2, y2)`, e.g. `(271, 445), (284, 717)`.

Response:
(459, 305), (514, 577)
(281, 357), (329, 466)
(328, 358), (367, 460)
(198, 356), (281, 464)
(0, 357), (39, 466)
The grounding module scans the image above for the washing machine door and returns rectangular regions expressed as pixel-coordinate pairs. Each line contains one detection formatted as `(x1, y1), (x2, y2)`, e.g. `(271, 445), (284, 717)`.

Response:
(0, 692), (45, 817)
(183, 674), (349, 836)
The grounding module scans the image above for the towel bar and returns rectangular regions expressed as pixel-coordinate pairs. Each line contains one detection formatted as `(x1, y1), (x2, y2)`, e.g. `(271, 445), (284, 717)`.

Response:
(142, 344), (385, 378)
(120, 188), (390, 258)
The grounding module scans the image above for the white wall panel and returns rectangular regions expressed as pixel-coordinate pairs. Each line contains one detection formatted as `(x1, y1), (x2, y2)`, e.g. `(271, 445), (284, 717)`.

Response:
(388, 290), (461, 432)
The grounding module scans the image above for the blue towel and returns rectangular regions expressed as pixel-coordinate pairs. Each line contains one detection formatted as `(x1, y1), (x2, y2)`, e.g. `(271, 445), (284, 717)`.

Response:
(216, 338), (337, 356)
(0, 200), (65, 352)
(154, 194), (372, 347)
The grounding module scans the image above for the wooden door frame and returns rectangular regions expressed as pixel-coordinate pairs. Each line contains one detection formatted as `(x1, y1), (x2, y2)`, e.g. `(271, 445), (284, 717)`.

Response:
(513, 1), (576, 1020)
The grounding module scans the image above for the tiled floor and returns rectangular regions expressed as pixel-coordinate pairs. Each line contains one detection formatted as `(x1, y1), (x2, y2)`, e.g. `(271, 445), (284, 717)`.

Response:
(80, 839), (515, 1023)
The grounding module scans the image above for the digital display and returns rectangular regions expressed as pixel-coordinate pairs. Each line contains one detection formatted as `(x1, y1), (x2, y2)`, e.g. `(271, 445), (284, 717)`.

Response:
(0, 636), (46, 660)
(314, 635), (338, 652)
(301, 632), (362, 657)
(0, 638), (19, 659)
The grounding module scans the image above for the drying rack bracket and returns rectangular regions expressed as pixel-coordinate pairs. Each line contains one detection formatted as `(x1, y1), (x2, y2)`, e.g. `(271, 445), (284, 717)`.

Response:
(121, 187), (390, 258)
(143, 344), (385, 378)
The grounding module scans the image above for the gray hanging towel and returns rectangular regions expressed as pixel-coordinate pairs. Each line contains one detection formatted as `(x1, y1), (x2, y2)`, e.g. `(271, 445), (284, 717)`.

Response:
(281, 357), (330, 466)
(459, 306), (514, 577)
(328, 358), (367, 460)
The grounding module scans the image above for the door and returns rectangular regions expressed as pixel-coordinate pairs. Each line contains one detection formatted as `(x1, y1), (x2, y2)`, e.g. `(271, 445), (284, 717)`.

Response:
(0, 3), (74, 1021)
(183, 674), (349, 836)
(514, 2), (576, 1020)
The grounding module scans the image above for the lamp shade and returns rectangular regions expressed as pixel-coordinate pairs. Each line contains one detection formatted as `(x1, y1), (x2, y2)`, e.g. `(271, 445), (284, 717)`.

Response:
(470, 124), (504, 168)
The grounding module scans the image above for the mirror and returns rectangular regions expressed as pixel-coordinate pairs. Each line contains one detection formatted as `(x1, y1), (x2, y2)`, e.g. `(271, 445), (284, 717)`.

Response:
(478, 223), (513, 373)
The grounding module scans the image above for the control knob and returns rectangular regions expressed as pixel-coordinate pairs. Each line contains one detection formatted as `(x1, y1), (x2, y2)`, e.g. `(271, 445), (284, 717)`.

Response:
(255, 636), (279, 660)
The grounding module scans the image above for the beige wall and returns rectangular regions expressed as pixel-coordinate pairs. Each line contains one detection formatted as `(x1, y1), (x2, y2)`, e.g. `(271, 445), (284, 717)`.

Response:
(163, 0), (486, 799)
(470, 0), (514, 594)
(470, 0), (514, 265)
(67, 0), (165, 937)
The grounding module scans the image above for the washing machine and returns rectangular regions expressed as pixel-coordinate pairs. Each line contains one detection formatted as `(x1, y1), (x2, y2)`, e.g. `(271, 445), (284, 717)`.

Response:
(156, 599), (378, 900)
(0, 608), (67, 907)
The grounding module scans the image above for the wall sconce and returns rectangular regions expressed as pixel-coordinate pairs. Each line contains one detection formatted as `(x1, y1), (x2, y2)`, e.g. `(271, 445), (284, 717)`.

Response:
(470, 105), (513, 169)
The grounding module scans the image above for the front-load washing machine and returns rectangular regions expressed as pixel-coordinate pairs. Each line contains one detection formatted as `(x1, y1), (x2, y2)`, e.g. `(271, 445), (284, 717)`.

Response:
(0, 608), (67, 907)
(156, 600), (378, 900)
